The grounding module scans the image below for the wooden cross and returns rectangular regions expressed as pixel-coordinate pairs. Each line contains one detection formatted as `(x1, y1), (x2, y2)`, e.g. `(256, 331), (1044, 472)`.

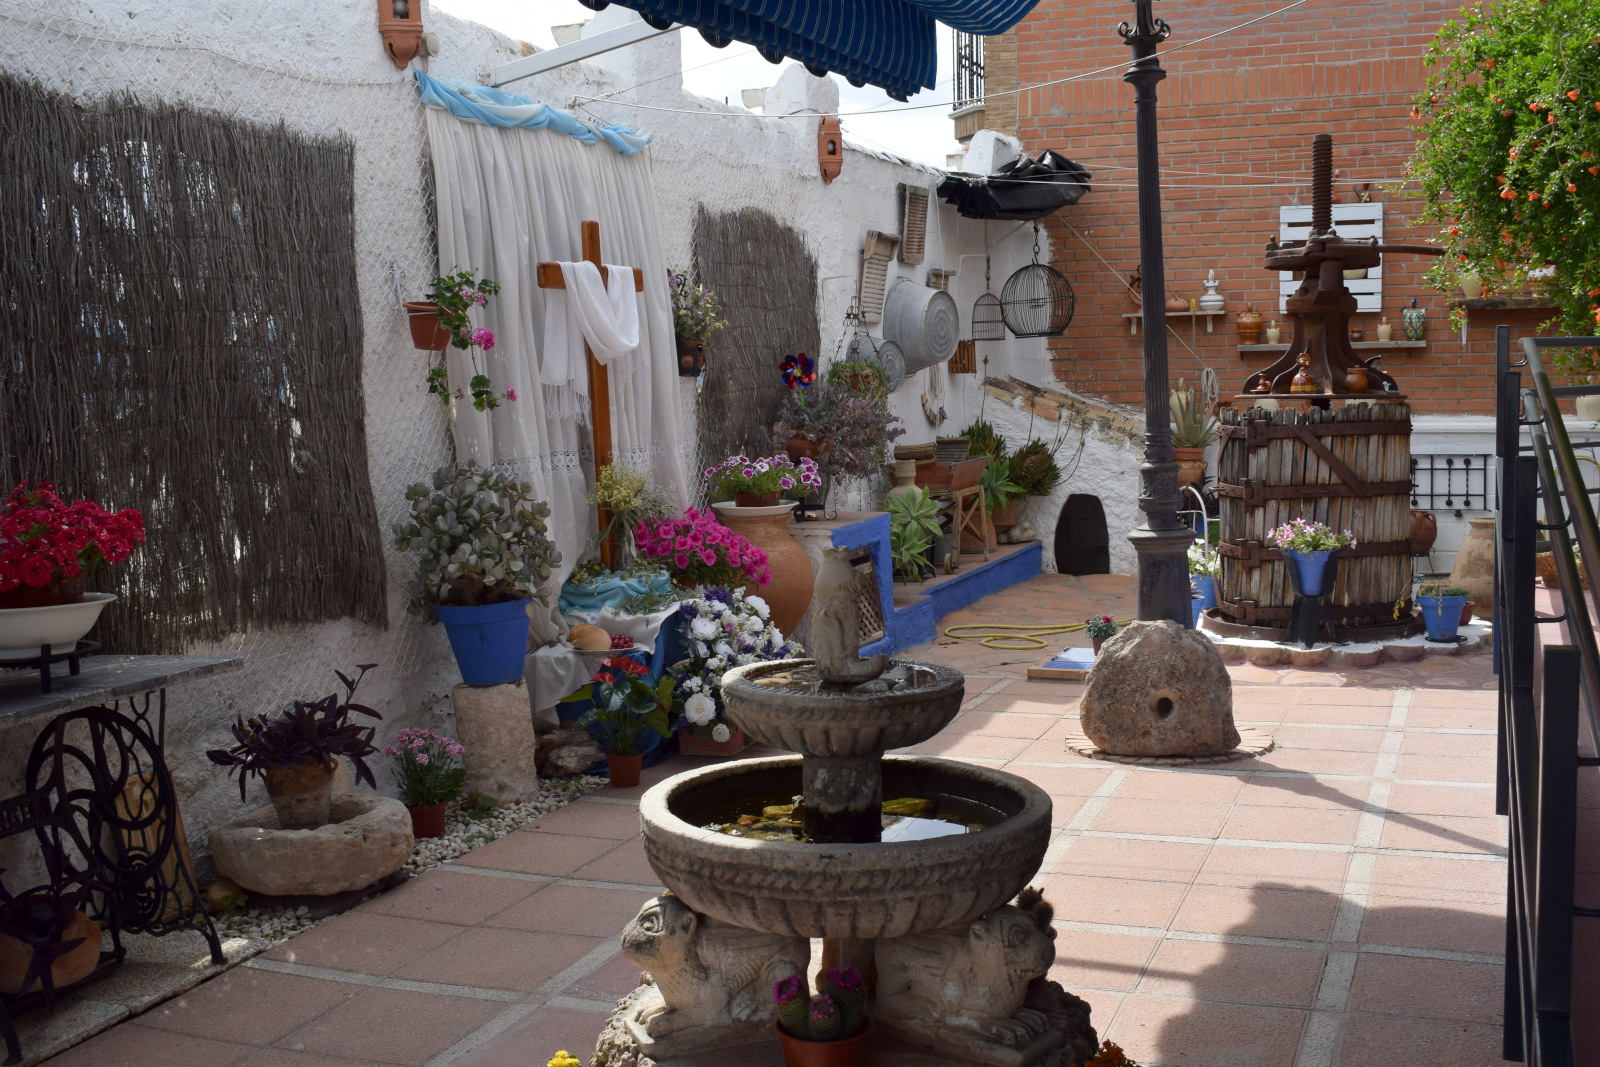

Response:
(536, 219), (644, 569)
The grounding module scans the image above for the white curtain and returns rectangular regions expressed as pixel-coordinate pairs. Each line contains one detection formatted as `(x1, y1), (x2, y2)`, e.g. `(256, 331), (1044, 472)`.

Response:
(424, 109), (692, 595)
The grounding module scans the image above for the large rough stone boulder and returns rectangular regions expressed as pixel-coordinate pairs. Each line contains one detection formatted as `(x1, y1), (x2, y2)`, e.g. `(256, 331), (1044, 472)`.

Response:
(210, 793), (412, 896)
(536, 727), (604, 778)
(452, 680), (540, 802)
(1080, 620), (1239, 757)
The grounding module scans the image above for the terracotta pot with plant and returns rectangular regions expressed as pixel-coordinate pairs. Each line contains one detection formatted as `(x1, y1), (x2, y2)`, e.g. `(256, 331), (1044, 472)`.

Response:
(206, 665), (383, 830)
(388, 728), (467, 838)
(668, 268), (727, 377)
(1170, 379), (1219, 490)
(774, 968), (871, 1067)
(772, 368), (903, 513)
(671, 588), (798, 757)
(1084, 615), (1117, 654)
(414, 269), (518, 412)
(567, 656), (672, 788)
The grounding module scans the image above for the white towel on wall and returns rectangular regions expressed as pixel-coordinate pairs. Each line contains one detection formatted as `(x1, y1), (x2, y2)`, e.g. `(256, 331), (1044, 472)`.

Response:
(540, 260), (640, 422)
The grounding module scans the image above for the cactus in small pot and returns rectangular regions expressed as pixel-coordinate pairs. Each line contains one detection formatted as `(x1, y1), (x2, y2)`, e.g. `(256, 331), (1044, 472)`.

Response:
(774, 974), (810, 1037)
(807, 995), (843, 1041)
(820, 967), (867, 1036)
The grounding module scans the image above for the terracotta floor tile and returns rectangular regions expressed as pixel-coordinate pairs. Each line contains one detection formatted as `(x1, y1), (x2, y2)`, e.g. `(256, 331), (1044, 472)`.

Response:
(451, 830), (619, 877)
(596, 757), (692, 800)
(1399, 731), (1497, 758)
(265, 912), (463, 976)
(393, 926), (604, 991)
(948, 710), (1056, 739)
(1335, 1011), (1507, 1067)
(276, 986), (506, 1065)
(1088, 799), (1235, 839)
(454, 1003), (615, 1067)
(46, 1024), (252, 1067)
(1050, 794), (1090, 827)
(1195, 844), (1349, 890)
(1292, 687), (1396, 706)
(1013, 738), (1088, 764)
(565, 950), (647, 1000)
(1357, 896), (1505, 956)
(571, 836), (661, 886)
(1041, 717), (1082, 741)
(1041, 875), (1189, 929)
(1383, 782), (1497, 818)
(1233, 776), (1368, 812)
(1106, 993), (1305, 1067)
(139, 966), (359, 1044)
(1279, 703), (1392, 726)
(1049, 929), (1160, 992)
(1407, 688), (1498, 709)
(1251, 747), (1379, 777)
(1008, 764), (1115, 796)
(908, 731), (1033, 760)
(364, 870), (541, 925)
(1219, 806), (1361, 846)
(1270, 725), (1386, 753)
(522, 799), (641, 839)
(238, 1050), (396, 1067)
(1368, 854), (1506, 904)
(1112, 770), (1248, 805)
(1171, 883), (1340, 942)
(1393, 753), (1497, 783)
(1052, 835), (1211, 882)
(1403, 703), (1499, 730)
(488, 883), (656, 937)
(1378, 813), (1505, 855)
(1140, 939), (1326, 1008)
(1345, 954), (1504, 1022)
(981, 693), (1082, 716)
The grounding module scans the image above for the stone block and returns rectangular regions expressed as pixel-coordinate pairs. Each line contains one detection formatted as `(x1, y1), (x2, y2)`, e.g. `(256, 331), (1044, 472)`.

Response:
(1328, 648), (1380, 668)
(1285, 646), (1329, 667)
(1080, 620), (1240, 757)
(536, 727), (605, 778)
(452, 680), (540, 802)
(210, 793), (411, 897)
(1214, 641), (1246, 663)
(1243, 645), (1283, 667)
(1381, 643), (1425, 663)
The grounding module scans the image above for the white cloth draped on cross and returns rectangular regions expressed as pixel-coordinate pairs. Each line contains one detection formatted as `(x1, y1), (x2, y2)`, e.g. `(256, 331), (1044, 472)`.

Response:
(540, 260), (640, 423)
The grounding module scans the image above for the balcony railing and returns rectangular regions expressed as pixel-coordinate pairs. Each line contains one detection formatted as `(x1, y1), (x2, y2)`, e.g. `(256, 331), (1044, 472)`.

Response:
(1494, 323), (1600, 1065)
(952, 30), (983, 113)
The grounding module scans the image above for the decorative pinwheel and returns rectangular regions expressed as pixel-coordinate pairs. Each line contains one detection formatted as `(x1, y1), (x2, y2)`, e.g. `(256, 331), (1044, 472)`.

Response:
(780, 352), (817, 390)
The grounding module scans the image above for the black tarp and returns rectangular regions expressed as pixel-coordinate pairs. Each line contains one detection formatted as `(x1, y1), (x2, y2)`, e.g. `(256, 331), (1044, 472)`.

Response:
(936, 150), (1092, 220)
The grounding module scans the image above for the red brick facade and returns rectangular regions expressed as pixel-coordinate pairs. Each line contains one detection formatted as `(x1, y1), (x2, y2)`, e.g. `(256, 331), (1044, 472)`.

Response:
(988, 0), (1545, 414)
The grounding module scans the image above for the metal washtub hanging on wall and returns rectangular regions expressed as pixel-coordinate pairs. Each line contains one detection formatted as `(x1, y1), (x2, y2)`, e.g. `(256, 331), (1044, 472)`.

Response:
(970, 254), (1005, 341)
(1000, 222), (1074, 338)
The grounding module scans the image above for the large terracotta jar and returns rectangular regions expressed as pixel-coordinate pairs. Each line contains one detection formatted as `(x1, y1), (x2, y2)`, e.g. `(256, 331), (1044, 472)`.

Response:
(712, 500), (812, 636)
(1447, 516), (1495, 611)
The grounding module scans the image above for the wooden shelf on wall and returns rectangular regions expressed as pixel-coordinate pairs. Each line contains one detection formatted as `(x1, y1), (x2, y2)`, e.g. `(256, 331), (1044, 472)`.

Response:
(1122, 309), (1227, 335)
(1449, 297), (1558, 311)
(1236, 340), (1427, 358)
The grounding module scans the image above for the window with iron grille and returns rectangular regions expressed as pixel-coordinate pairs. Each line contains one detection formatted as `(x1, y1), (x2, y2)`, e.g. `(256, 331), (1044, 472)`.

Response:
(953, 31), (984, 112)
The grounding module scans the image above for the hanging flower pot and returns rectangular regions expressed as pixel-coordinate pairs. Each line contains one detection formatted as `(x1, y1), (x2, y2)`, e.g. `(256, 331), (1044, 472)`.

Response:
(676, 337), (706, 376)
(263, 758), (337, 829)
(403, 301), (452, 350)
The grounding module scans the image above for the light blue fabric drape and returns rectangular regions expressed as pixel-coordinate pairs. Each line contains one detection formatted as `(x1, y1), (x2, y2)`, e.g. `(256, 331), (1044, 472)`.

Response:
(414, 72), (653, 154)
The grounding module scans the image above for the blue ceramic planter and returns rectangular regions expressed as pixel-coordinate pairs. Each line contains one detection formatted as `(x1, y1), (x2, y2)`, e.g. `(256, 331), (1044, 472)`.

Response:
(1286, 549), (1332, 596)
(1191, 574), (1217, 627)
(1418, 594), (1467, 641)
(436, 599), (532, 687)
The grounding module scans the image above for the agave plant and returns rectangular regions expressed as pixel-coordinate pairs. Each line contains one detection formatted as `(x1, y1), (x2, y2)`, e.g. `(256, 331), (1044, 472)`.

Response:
(1009, 439), (1062, 497)
(887, 486), (943, 581)
(1170, 380), (1219, 450)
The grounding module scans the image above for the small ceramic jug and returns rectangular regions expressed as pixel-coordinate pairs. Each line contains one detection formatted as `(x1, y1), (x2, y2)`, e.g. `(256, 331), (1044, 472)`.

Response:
(1265, 321), (1281, 345)
(1375, 318), (1393, 342)
(1235, 303), (1262, 344)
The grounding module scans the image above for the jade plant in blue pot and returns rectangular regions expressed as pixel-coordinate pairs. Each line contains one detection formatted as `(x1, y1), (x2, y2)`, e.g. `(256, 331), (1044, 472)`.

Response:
(1417, 583), (1470, 641)
(1269, 517), (1355, 597)
(393, 464), (561, 687)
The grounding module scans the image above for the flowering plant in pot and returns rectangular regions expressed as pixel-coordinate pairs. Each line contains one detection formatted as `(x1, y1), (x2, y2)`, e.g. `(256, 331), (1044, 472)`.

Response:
(667, 268), (727, 376)
(773, 967), (870, 1066)
(1084, 615), (1117, 654)
(392, 464), (561, 686)
(773, 383), (903, 491)
(411, 268), (517, 412)
(1417, 583), (1472, 641)
(206, 664), (381, 829)
(704, 454), (822, 508)
(386, 728), (466, 838)
(671, 587), (799, 755)
(1268, 518), (1355, 597)
(567, 657), (672, 787)
(635, 509), (772, 590)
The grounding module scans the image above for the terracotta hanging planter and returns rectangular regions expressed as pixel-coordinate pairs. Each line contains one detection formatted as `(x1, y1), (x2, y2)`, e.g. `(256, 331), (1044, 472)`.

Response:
(404, 301), (452, 351)
(676, 338), (706, 377)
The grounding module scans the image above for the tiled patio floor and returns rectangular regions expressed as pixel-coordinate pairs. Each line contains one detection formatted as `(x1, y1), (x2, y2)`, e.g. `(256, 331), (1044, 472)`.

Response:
(45, 572), (1567, 1067)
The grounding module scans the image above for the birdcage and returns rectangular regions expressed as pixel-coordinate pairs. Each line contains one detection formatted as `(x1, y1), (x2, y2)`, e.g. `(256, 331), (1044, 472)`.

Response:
(999, 224), (1075, 338)
(970, 255), (1005, 341)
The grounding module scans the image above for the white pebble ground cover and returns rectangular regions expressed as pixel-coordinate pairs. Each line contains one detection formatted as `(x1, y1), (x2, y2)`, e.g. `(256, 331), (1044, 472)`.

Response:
(215, 773), (609, 942)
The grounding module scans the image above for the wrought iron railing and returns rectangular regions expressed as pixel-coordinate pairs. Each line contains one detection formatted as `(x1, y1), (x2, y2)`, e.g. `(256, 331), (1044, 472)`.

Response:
(952, 30), (983, 112)
(1494, 324), (1600, 1065)
(1410, 452), (1493, 516)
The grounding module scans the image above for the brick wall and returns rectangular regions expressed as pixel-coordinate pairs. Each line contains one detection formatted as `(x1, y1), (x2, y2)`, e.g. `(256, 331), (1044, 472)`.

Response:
(982, 29), (1018, 136)
(986, 0), (1549, 414)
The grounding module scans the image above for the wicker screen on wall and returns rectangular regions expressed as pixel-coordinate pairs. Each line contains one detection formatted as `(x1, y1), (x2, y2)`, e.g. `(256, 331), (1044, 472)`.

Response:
(692, 206), (820, 485)
(0, 73), (387, 652)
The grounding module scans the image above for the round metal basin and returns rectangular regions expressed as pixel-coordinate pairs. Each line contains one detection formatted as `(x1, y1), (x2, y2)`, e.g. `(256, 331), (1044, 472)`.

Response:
(639, 755), (1051, 939)
(720, 659), (963, 757)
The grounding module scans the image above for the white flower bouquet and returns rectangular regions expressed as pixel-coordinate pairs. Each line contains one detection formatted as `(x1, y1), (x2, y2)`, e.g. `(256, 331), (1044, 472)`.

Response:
(671, 587), (800, 741)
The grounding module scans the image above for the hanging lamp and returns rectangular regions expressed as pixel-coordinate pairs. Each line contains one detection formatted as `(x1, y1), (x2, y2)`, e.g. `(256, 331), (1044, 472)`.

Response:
(1000, 223), (1074, 337)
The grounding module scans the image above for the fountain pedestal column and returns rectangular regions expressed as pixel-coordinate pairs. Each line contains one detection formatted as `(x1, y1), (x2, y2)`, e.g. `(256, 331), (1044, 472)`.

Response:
(801, 754), (882, 844)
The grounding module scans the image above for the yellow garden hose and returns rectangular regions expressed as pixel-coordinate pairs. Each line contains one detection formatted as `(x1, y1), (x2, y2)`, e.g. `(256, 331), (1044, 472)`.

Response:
(940, 619), (1138, 651)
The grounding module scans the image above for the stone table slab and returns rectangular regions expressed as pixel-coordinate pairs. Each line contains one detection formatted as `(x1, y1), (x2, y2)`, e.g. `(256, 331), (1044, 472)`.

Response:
(0, 654), (242, 726)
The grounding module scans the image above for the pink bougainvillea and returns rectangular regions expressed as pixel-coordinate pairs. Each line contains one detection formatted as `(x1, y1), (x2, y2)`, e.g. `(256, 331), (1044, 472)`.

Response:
(0, 481), (145, 592)
(634, 508), (771, 589)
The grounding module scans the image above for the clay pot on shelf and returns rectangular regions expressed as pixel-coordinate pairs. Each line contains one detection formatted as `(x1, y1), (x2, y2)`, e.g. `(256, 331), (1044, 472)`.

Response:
(1234, 304), (1262, 344)
(1344, 365), (1368, 394)
(1402, 301), (1427, 341)
(406, 802), (447, 839)
(403, 302), (451, 351)
(712, 500), (812, 635)
(606, 751), (643, 789)
(263, 759), (336, 830)
(1376, 318), (1394, 342)
(1409, 510), (1438, 555)
(1173, 447), (1207, 489)
(1126, 269), (1142, 307)
(1459, 273), (1485, 301)
(1164, 292), (1187, 313)
(1348, 326), (1364, 343)
(0, 896), (102, 995)
(989, 499), (1020, 536)
(886, 460), (919, 502)
(1289, 355), (1317, 394)
(1264, 321), (1281, 345)
(676, 338), (706, 377)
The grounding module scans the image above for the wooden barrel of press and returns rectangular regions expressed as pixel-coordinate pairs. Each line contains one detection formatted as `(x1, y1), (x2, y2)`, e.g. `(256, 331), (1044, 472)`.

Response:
(1215, 403), (1413, 628)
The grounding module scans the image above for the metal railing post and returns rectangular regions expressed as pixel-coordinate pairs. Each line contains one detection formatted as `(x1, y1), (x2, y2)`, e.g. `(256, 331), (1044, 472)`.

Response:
(1534, 645), (1579, 1063)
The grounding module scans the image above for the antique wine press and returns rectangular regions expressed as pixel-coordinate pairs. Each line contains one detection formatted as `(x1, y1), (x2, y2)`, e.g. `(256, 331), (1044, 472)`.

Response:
(1241, 134), (1442, 404)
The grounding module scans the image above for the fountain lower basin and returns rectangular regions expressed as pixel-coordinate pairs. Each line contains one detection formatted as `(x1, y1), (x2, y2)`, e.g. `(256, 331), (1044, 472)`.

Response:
(639, 754), (1052, 940)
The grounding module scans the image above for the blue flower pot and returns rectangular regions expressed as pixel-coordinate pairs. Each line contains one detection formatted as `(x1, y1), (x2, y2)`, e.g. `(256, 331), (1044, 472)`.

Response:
(1286, 549), (1332, 596)
(1191, 574), (1217, 627)
(1418, 594), (1467, 641)
(436, 599), (532, 687)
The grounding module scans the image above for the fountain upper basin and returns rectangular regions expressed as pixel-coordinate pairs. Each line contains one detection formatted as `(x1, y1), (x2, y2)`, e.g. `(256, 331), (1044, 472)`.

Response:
(639, 755), (1052, 939)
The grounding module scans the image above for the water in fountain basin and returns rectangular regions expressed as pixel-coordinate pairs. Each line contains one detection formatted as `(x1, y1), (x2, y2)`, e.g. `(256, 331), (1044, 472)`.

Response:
(696, 791), (1006, 843)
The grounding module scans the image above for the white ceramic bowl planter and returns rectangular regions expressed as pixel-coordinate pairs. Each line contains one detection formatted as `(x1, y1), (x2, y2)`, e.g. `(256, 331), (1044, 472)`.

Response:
(0, 593), (116, 659)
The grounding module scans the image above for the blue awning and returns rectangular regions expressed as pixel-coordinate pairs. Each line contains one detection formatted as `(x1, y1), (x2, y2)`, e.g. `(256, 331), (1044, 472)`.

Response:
(577, 0), (1041, 101)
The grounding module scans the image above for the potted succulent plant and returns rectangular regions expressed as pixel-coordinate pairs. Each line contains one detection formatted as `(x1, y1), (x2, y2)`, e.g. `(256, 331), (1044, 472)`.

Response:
(671, 588), (800, 756)
(387, 728), (467, 838)
(0, 890), (101, 998)
(887, 486), (943, 582)
(206, 664), (382, 830)
(392, 464), (561, 687)
(1084, 615), (1117, 654)
(411, 268), (517, 412)
(977, 456), (1026, 542)
(1268, 518), (1356, 597)
(773, 967), (870, 1067)
(1170, 379), (1218, 490)
(567, 656), (672, 787)
(0, 481), (144, 656)
(667, 268), (727, 376)
(1417, 583), (1471, 641)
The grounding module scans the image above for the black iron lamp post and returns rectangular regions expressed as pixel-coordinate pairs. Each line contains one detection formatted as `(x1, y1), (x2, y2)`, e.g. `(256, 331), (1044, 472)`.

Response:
(1119, 0), (1194, 626)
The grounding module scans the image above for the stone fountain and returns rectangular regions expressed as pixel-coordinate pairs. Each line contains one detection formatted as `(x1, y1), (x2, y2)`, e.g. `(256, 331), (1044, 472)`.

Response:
(593, 549), (1097, 1067)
